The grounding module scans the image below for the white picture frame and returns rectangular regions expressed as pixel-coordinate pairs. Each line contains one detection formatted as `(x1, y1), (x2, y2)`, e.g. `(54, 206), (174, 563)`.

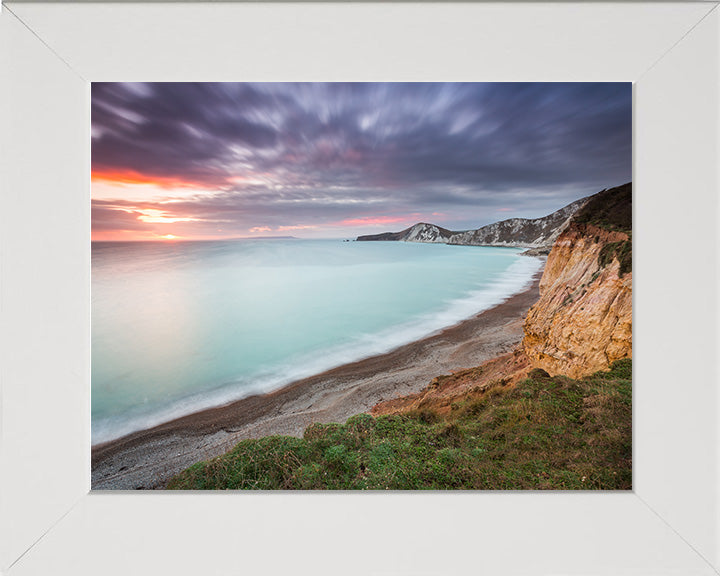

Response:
(1, 2), (718, 575)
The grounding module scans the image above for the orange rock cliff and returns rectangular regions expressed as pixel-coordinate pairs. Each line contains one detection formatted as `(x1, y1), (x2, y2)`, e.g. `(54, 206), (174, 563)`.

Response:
(372, 183), (632, 415)
(521, 221), (632, 378)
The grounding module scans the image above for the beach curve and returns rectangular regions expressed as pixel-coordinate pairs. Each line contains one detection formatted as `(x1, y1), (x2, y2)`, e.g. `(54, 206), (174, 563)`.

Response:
(92, 264), (544, 490)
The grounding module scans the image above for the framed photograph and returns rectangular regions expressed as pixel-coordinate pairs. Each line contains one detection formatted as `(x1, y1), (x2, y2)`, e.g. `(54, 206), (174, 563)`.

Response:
(89, 80), (632, 493)
(1, 2), (718, 574)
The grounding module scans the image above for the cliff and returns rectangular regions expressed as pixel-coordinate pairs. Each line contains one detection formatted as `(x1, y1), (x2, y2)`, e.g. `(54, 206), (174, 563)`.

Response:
(372, 182), (632, 415)
(521, 184), (632, 377)
(356, 196), (588, 248)
(356, 222), (456, 243)
(448, 196), (587, 248)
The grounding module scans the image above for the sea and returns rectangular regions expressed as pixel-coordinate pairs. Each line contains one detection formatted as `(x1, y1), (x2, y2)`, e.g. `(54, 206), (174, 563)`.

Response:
(91, 239), (542, 444)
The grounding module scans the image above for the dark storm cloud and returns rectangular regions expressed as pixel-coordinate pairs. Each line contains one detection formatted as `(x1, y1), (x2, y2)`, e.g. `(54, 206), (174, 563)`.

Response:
(92, 82), (279, 185)
(92, 82), (631, 233)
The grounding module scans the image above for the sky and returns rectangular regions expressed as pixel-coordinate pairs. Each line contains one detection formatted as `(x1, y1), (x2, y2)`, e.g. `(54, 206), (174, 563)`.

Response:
(92, 82), (631, 241)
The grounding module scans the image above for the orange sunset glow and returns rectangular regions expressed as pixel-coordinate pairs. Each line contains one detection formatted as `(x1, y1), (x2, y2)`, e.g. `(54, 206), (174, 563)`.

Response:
(91, 82), (632, 242)
(91, 169), (208, 190)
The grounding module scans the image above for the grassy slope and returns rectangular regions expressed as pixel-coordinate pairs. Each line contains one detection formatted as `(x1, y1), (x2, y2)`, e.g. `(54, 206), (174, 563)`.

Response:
(167, 359), (631, 490)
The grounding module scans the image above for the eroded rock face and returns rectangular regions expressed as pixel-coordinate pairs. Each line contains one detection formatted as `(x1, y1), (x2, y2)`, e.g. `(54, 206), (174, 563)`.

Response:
(403, 223), (455, 243)
(356, 222), (455, 243)
(522, 223), (632, 378)
(447, 196), (587, 248)
(356, 196), (588, 248)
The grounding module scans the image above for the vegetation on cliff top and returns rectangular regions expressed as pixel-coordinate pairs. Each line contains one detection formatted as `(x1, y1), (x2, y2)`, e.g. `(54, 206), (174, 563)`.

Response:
(167, 359), (632, 490)
(573, 182), (632, 276)
(574, 182), (632, 234)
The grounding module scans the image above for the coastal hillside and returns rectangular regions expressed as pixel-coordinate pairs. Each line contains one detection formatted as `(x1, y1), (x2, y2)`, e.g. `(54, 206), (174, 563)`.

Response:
(371, 182), (632, 414)
(168, 359), (631, 490)
(356, 195), (588, 249)
(522, 183), (632, 377)
(356, 222), (457, 243)
(448, 196), (588, 248)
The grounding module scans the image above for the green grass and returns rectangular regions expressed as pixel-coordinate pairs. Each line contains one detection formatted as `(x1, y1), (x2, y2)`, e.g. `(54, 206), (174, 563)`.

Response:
(167, 359), (632, 490)
(598, 239), (632, 277)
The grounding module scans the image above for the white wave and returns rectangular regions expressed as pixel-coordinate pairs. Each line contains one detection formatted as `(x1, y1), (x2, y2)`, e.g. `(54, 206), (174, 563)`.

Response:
(92, 253), (542, 445)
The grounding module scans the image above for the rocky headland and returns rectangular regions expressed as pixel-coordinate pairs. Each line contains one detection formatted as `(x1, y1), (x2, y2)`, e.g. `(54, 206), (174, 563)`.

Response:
(357, 195), (589, 249)
(373, 182), (632, 415)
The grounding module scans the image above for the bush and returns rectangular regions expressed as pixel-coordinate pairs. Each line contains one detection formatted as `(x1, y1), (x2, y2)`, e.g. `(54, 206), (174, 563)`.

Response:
(528, 368), (551, 380)
(598, 240), (632, 277)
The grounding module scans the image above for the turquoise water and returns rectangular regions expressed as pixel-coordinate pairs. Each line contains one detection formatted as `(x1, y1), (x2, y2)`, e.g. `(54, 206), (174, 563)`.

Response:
(92, 239), (541, 444)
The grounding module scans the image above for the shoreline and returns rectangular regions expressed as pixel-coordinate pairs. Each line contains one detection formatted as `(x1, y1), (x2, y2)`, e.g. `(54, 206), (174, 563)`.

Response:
(92, 252), (540, 447)
(92, 265), (544, 490)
